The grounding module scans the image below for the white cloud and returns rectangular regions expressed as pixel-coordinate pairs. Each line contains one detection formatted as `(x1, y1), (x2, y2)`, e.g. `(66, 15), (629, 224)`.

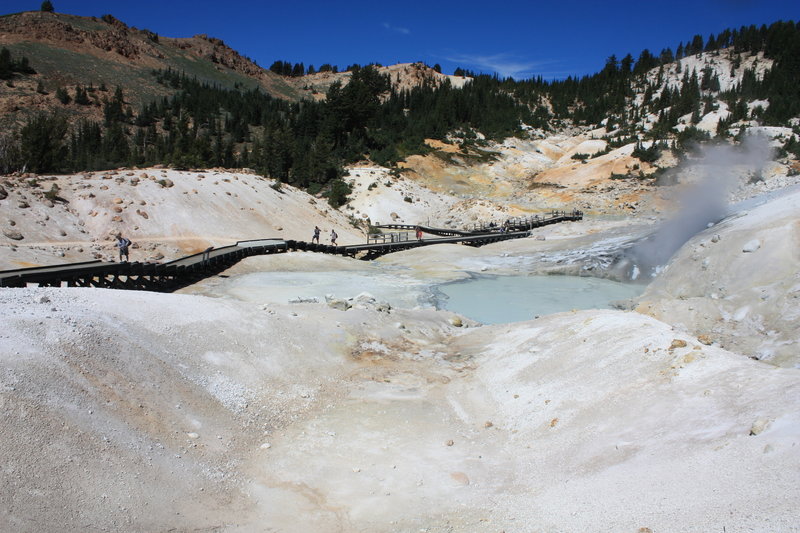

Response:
(444, 52), (563, 79)
(382, 22), (410, 35)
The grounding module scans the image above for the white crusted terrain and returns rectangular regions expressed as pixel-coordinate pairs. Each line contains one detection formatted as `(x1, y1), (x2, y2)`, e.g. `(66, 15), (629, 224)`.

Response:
(1, 285), (798, 531)
(0, 168), (381, 270)
(1, 185), (799, 531)
(2, 119), (800, 531)
(637, 187), (800, 367)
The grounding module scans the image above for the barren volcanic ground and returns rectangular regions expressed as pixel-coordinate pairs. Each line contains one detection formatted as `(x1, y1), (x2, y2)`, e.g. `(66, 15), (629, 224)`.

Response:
(1, 149), (799, 531)
(0, 182), (800, 532)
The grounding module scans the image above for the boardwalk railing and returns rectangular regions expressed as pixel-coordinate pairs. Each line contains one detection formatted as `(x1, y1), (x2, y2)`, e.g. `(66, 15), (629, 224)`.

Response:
(366, 231), (414, 244)
(0, 211), (582, 291)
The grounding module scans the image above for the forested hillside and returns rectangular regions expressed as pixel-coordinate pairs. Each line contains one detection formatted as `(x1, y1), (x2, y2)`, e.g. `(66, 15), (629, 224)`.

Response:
(1, 15), (798, 205)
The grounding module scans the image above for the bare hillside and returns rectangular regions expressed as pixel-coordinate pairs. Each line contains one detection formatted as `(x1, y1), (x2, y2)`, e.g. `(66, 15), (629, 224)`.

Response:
(288, 62), (471, 100)
(0, 9), (299, 126)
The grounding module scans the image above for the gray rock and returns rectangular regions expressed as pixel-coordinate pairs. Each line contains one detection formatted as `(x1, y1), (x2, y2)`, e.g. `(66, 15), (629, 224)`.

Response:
(742, 239), (761, 253)
(288, 297), (319, 304)
(3, 229), (23, 240)
(749, 418), (771, 436)
(326, 297), (351, 311)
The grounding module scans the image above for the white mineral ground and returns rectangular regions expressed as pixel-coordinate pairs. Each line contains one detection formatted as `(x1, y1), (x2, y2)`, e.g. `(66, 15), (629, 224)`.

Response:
(1, 162), (799, 531)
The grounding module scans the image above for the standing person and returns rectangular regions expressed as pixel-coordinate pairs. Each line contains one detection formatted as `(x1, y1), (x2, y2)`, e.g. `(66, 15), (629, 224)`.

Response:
(116, 234), (131, 262)
(312, 225), (321, 244)
(330, 229), (338, 245)
(415, 226), (423, 240)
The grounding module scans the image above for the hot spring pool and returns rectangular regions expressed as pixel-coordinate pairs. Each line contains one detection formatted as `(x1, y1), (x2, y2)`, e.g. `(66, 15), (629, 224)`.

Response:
(215, 270), (644, 326)
(436, 275), (644, 324)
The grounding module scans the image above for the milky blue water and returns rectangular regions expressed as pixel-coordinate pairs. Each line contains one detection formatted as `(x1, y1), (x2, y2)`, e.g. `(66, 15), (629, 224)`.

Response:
(436, 275), (644, 324)
(218, 269), (644, 326)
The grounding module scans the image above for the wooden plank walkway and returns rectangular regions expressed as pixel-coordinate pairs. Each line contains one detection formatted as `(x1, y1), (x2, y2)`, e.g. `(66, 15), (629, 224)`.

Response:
(0, 212), (581, 291)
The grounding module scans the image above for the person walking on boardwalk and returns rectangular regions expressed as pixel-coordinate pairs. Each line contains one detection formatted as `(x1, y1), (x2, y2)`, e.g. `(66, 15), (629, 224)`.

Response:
(330, 229), (338, 245)
(312, 225), (321, 244)
(116, 234), (131, 262)
(415, 226), (423, 240)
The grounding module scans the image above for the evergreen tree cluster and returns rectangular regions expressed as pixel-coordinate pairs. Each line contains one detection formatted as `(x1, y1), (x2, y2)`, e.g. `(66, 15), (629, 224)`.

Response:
(268, 61), (343, 77)
(269, 60), (308, 77)
(2, 66), (532, 205)
(0, 48), (36, 80)
(507, 20), (800, 133)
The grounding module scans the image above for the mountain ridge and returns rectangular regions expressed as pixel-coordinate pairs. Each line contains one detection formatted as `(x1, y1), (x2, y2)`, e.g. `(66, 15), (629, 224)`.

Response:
(0, 9), (798, 213)
(0, 10), (300, 106)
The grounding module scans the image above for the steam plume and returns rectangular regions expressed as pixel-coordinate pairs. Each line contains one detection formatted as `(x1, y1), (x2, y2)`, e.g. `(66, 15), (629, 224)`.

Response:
(626, 135), (774, 279)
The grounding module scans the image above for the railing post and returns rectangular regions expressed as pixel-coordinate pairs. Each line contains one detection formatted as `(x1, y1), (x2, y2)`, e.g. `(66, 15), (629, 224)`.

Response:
(201, 246), (213, 267)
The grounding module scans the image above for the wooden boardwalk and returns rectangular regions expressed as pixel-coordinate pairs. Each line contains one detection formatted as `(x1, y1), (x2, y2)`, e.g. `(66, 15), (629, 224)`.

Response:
(0, 211), (582, 291)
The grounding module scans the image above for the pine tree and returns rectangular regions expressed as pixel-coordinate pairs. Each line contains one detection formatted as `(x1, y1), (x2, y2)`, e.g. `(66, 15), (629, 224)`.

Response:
(0, 48), (11, 80)
(620, 54), (634, 74)
(20, 112), (68, 172)
(690, 34), (704, 55)
(103, 86), (126, 124)
(54, 86), (71, 104)
(40, 1), (54, 12)
(633, 49), (657, 75)
(74, 85), (90, 105)
(705, 33), (717, 52)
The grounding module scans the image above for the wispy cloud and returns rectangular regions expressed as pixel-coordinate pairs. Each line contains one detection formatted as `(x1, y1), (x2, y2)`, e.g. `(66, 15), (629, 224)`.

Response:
(382, 22), (410, 35)
(443, 52), (563, 79)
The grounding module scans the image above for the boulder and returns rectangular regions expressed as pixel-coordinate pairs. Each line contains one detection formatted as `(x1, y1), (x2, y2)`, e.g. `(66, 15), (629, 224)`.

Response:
(697, 334), (713, 345)
(749, 418), (771, 436)
(325, 296), (351, 311)
(742, 239), (761, 253)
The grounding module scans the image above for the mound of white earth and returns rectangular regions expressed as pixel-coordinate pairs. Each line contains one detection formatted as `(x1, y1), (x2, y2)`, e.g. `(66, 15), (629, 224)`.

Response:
(1, 287), (798, 532)
(0, 168), (365, 269)
(637, 188), (800, 367)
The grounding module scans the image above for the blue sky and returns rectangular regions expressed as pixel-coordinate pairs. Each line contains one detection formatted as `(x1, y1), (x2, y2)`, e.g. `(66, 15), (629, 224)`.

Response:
(4, 0), (798, 79)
